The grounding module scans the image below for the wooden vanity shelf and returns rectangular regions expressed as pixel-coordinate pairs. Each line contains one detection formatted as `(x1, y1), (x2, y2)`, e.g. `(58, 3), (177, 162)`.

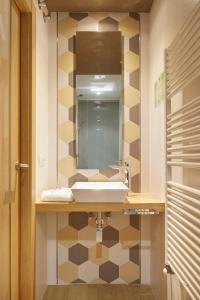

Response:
(35, 193), (165, 213)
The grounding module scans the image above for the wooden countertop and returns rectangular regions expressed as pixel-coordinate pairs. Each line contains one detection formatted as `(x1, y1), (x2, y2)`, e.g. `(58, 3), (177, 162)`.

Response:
(36, 193), (165, 213)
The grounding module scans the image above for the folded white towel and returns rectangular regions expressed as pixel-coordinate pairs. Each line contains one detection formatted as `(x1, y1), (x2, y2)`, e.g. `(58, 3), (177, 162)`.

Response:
(41, 188), (73, 202)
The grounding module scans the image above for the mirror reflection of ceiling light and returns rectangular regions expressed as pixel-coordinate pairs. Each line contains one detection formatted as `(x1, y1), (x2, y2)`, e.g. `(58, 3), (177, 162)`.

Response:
(90, 85), (113, 93)
(94, 75), (106, 80)
(96, 91), (101, 95)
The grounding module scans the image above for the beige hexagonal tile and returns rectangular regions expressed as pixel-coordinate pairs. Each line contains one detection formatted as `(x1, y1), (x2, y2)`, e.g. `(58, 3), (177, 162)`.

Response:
(79, 261), (99, 283)
(78, 16), (98, 31)
(58, 156), (76, 178)
(109, 213), (129, 230)
(124, 86), (140, 108)
(89, 13), (108, 21)
(58, 261), (78, 283)
(124, 121), (140, 143)
(119, 261), (140, 283)
(89, 244), (109, 266)
(91, 278), (106, 284)
(58, 85), (74, 108)
(58, 51), (74, 73)
(88, 173), (108, 182)
(109, 243), (129, 266)
(57, 225), (78, 248)
(119, 17), (139, 38)
(124, 156), (140, 177)
(58, 121), (74, 144)
(119, 226), (140, 249)
(58, 17), (77, 38)
(78, 226), (97, 248)
(124, 52), (139, 73)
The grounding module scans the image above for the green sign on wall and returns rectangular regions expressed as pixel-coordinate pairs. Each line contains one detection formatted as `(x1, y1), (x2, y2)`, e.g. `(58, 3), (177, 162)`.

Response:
(155, 71), (166, 107)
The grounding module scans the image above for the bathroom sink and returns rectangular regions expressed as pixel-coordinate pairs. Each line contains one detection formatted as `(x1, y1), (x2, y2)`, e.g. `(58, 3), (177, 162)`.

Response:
(71, 182), (128, 203)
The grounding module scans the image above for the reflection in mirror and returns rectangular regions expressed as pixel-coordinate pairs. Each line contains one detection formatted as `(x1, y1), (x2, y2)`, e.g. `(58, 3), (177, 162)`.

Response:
(76, 75), (122, 169)
(76, 31), (122, 169)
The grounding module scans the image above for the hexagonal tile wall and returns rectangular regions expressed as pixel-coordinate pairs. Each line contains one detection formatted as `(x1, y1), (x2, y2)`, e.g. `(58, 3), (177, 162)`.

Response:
(69, 212), (88, 230)
(57, 12), (141, 284)
(58, 261), (78, 283)
(119, 261), (140, 283)
(69, 243), (88, 265)
(57, 225), (78, 248)
(99, 261), (119, 283)
(119, 226), (140, 249)
(89, 244), (109, 266)
(99, 17), (118, 31)
(79, 261), (99, 282)
(102, 225), (119, 248)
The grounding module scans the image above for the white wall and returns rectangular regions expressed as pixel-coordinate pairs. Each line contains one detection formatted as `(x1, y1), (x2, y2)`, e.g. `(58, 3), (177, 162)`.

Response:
(36, 2), (49, 196)
(141, 0), (199, 197)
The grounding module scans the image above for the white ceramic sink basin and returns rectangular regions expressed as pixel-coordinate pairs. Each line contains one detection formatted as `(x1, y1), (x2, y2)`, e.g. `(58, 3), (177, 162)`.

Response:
(71, 182), (128, 203)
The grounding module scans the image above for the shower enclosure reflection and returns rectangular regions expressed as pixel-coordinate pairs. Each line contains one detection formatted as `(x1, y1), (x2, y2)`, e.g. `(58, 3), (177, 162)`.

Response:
(76, 75), (122, 169)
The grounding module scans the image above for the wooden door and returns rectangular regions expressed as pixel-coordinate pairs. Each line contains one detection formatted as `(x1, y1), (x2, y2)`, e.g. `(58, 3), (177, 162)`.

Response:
(0, 0), (11, 299)
(10, 2), (20, 300)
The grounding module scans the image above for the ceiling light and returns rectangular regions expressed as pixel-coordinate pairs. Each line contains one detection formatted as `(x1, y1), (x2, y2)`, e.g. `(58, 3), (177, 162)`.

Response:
(96, 91), (101, 95)
(94, 75), (106, 80)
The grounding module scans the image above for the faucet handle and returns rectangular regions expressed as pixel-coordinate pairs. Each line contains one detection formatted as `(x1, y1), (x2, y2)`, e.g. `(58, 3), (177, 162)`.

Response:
(115, 160), (129, 167)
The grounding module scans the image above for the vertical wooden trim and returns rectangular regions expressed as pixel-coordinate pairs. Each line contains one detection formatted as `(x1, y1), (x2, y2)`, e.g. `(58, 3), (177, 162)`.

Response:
(20, 2), (36, 299)
(15, 0), (32, 12)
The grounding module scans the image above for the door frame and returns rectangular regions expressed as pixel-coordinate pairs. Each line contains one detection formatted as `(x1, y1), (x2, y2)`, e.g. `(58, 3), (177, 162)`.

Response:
(13, 0), (36, 299)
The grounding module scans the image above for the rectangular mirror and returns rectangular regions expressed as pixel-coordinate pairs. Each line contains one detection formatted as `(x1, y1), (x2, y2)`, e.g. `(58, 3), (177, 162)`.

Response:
(76, 31), (122, 169)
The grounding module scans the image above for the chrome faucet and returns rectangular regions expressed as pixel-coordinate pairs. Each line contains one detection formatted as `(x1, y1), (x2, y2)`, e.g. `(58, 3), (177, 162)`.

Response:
(109, 160), (130, 191)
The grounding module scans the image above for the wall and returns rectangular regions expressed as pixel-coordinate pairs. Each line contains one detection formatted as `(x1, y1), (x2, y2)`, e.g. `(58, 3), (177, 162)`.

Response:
(147, 0), (199, 197)
(35, 2), (49, 196)
(54, 12), (142, 284)
(140, 0), (199, 299)
(57, 12), (141, 191)
(35, 3), (49, 299)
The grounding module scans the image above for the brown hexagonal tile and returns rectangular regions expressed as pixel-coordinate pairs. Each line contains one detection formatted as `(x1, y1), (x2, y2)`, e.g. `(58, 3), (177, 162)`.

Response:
(130, 104), (140, 125)
(130, 69), (140, 90)
(69, 140), (76, 158)
(68, 35), (75, 53)
(129, 12), (140, 21)
(99, 261), (119, 283)
(102, 225), (119, 248)
(71, 278), (86, 283)
(57, 225), (78, 248)
(69, 13), (88, 21)
(130, 139), (140, 160)
(68, 173), (88, 188)
(119, 226), (140, 248)
(130, 34), (139, 55)
(99, 17), (118, 31)
(131, 174), (140, 193)
(130, 244), (140, 265)
(69, 212), (88, 230)
(99, 167), (119, 178)
(69, 105), (76, 123)
(69, 243), (88, 265)
(69, 71), (75, 88)
(130, 215), (140, 229)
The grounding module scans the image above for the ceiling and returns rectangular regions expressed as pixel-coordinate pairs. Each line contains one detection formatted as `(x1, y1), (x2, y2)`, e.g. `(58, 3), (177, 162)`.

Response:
(46, 0), (153, 12)
(76, 75), (122, 101)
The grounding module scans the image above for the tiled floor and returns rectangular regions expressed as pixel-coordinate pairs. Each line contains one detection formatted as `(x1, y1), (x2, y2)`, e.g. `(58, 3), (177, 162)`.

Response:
(43, 284), (155, 300)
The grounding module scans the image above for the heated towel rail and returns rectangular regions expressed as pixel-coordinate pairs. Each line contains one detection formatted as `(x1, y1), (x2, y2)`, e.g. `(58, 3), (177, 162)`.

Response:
(165, 2), (200, 300)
